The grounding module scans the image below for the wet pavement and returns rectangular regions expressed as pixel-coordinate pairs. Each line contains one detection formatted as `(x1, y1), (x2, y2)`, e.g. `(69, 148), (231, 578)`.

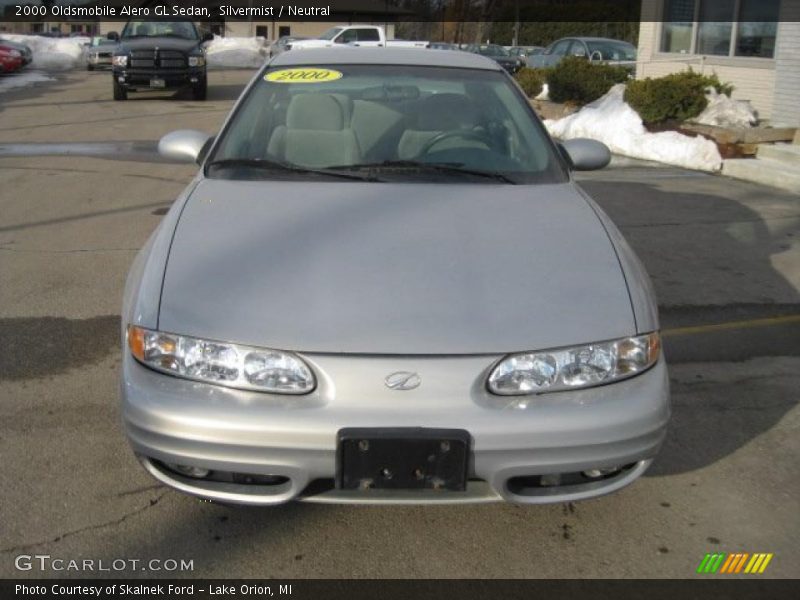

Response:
(0, 69), (798, 579)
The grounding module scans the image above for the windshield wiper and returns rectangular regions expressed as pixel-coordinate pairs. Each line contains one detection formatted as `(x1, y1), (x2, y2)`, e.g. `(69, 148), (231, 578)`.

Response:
(205, 158), (382, 182)
(327, 160), (517, 184)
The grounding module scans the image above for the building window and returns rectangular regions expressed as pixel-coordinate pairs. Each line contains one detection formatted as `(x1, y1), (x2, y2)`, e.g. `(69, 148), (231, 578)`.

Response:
(279, 26), (291, 38)
(736, 0), (779, 58)
(696, 0), (735, 55)
(661, 0), (695, 53)
(256, 25), (268, 39)
(660, 0), (780, 58)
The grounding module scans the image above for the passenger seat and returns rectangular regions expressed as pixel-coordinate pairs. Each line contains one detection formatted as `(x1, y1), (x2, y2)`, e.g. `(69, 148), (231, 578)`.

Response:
(267, 94), (361, 167)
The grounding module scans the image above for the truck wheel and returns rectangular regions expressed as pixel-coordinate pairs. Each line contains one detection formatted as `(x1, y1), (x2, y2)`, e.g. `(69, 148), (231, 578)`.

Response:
(192, 78), (207, 101)
(113, 80), (127, 101)
(87, 64), (95, 71)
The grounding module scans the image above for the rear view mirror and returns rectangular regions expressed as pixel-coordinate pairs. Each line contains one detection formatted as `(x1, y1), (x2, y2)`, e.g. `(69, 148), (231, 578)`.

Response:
(560, 138), (611, 171)
(158, 130), (214, 164)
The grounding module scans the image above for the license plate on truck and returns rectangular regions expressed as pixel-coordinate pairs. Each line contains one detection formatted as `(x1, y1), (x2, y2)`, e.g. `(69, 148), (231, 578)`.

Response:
(150, 78), (166, 88)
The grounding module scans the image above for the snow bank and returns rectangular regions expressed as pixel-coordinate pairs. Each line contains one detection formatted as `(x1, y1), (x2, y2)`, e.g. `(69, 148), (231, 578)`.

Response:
(545, 84), (722, 172)
(205, 36), (266, 69)
(2, 34), (87, 71)
(0, 71), (55, 93)
(691, 87), (757, 128)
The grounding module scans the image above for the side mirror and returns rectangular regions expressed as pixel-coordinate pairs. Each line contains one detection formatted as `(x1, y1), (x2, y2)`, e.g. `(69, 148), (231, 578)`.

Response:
(107, 31), (119, 41)
(158, 130), (213, 164)
(202, 31), (214, 42)
(559, 138), (611, 171)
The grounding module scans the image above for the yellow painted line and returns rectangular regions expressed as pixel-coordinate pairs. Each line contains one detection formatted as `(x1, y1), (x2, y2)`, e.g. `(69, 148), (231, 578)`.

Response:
(744, 554), (761, 573)
(758, 553), (774, 574)
(662, 314), (800, 337)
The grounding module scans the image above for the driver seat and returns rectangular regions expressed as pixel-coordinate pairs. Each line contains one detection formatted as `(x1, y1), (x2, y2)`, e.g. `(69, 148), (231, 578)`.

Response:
(397, 93), (485, 160)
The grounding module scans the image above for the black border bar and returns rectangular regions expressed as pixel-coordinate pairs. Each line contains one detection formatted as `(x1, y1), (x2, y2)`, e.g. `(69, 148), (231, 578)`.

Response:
(3, 579), (800, 600)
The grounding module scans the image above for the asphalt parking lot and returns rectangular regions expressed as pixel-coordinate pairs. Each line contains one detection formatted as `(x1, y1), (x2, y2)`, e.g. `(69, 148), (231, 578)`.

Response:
(0, 68), (798, 579)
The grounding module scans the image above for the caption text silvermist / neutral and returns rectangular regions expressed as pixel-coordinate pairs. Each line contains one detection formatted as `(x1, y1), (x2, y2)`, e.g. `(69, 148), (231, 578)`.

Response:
(13, 5), (332, 19)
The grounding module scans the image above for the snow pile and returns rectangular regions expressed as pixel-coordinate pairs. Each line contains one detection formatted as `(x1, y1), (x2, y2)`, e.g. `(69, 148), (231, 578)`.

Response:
(205, 36), (266, 69)
(1, 34), (87, 71)
(545, 84), (723, 172)
(535, 83), (549, 101)
(691, 87), (757, 128)
(0, 71), (54, 93)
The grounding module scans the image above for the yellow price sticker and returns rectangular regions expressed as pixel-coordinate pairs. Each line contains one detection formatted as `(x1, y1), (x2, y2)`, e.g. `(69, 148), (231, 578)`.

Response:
(264, 68), (343, 84)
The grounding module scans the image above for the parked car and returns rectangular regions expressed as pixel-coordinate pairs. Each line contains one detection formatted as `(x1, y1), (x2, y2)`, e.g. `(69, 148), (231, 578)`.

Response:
(268, 36), (309, 58)
(122, 47), (669, 506)
(287, 25), (428, 50)
(0, 37), (33, 72)
(529, 37), (637, 69)
(86, 37), (117, 70)
(428, 42), (460, 51)
(464, 43), (523, 73)
(109, 20), (213, 101)
(509, 45), (545, 64)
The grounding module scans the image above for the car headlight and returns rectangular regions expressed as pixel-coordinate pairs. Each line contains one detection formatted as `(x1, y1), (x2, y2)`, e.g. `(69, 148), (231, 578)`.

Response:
(487, 333), (660, 395)
(7, 49), (21, 58)
(188, 55), (205, 67)
(112, 55), (127, 67)
(127, 325), (316, 394)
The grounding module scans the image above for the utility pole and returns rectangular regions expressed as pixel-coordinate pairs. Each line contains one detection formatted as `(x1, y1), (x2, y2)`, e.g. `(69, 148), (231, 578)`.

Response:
(512, 0), (520, 46)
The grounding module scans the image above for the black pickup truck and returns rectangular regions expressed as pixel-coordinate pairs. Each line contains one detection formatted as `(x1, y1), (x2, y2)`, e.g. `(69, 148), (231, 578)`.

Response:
(109, 20), (213, 101)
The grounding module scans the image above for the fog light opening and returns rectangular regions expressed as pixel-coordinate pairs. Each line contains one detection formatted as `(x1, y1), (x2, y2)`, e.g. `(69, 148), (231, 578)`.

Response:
(582, 466), (623, 479)
(169, 463), (211, 479)
(539, 473), (561, 487)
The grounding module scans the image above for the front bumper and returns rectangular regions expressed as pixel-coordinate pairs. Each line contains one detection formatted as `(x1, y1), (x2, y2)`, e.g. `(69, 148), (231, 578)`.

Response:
(121, 351), (670, 505)
(112, 67), (205, 90)
(88, 54), (112, 66)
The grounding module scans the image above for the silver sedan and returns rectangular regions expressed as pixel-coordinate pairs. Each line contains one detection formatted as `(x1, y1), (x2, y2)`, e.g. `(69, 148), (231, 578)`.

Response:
(121, 48), (669, 505)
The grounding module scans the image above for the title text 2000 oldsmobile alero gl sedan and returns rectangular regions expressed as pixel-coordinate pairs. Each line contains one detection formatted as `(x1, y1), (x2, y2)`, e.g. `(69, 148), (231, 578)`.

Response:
(121, 48), (669, 505)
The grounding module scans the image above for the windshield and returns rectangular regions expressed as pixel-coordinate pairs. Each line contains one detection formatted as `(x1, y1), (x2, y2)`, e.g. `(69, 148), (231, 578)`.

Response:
(586, 41), (637, 61)
(477, 45), (509, 57)
(121, 21), (199, 40)
(208, 64), (566, 184)
(318, 27), (343, 41)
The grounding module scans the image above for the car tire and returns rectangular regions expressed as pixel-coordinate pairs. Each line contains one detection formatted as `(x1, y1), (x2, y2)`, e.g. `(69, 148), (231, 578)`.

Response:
(113, 80), (127, 101)
(87, 64), (94, 71)
(192, 78), (207, 101)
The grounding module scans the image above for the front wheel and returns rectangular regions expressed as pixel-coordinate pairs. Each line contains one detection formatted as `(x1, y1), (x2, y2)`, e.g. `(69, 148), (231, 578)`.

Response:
(191, 78), (207, 101)
(113, 79), (127, 101)
(87, 63), (95, 71)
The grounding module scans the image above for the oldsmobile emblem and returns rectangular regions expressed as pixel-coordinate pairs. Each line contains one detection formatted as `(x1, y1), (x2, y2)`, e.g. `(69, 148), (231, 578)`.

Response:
(384, 371), (421, 391)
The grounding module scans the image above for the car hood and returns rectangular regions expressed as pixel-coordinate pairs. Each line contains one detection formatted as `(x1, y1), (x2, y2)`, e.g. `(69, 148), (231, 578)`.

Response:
(159, 179), (634, 354)
(117, 37), (201, 54)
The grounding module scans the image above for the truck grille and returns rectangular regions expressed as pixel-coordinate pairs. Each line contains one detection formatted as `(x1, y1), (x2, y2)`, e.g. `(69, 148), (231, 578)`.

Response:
(129, 49), (186, 69)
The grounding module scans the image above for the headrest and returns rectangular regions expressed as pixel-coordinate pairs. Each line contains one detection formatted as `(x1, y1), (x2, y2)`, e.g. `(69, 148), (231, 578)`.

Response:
(416, 93), (479, 131)
(286, 94), (345, 131)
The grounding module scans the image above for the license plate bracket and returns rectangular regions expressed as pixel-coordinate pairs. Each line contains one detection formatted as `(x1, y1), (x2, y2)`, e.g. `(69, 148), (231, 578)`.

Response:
(336, 428), (470, 491)
(149, 78), (166, 88)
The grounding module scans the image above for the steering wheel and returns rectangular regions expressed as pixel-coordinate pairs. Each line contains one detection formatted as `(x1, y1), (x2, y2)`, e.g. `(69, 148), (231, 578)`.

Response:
(416, 129), (495, 158)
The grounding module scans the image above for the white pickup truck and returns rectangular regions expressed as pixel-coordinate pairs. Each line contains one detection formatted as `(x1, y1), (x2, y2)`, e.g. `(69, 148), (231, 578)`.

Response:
(286, 25), (428, 50)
